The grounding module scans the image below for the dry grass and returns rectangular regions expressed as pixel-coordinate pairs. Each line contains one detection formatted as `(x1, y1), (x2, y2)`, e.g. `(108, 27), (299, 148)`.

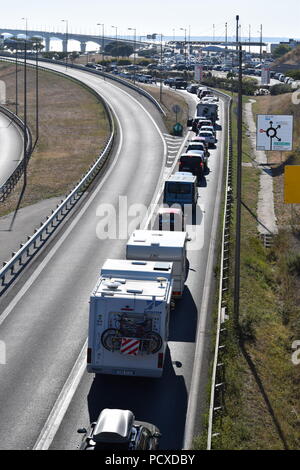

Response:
(198, 93), (300, 450)
(138, 83), (189, 134)
(0, 62), (110, 216)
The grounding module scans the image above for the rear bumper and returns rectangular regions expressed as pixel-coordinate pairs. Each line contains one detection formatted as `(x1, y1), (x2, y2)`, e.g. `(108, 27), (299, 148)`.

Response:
(87, 365), (163, 378)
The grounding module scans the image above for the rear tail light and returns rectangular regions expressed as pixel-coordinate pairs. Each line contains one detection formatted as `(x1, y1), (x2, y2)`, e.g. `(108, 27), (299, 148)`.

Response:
(157, 353), (164, 368)
(87, 348), (92, 364)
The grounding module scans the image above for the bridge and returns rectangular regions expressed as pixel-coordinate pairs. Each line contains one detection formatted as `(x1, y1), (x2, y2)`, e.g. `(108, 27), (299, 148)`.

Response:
(0, 28), (145, 53)
(0, 28), (267, 54)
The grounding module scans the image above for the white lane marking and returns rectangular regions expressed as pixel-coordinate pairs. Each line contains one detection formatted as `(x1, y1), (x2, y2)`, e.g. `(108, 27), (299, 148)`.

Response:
(18, 65), (166, 450)
(183, 99), (226, 449)
(33, 340), (87, 450)
(0, 104), (123, 328)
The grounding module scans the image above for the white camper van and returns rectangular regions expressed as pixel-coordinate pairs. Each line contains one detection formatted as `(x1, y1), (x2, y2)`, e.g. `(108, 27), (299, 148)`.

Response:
(87, 259), (173, 378)
(126, 230), (188, 298)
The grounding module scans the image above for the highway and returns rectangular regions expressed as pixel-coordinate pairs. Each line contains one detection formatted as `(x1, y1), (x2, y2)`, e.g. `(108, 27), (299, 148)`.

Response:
(0, 63), (227, 450)
(0, 111), (24, 187)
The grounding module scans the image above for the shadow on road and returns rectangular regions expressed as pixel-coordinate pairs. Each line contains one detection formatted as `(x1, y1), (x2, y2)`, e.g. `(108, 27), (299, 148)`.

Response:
(169, 286), (197, 343)
(87, 346), (187, 449)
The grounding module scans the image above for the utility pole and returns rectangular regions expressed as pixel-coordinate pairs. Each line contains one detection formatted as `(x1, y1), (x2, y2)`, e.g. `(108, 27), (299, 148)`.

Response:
(225, 22), (228, 48)
(128, 27), (136, 83)
(22, 17), (28, 187)
(15, 45), (18, 115)
(180, 27), (187, 67)
(160, 33), (163, 102)
(260, 24), (263, 62)
(236, 15), (239, 52)
(234, 42), (243, 329)
(249, 24), (251, 54)
(61, 19), (68, 69)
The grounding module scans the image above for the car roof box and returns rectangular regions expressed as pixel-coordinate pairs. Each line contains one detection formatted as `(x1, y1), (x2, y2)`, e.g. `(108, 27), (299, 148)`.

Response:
(93, 409), (134, 443)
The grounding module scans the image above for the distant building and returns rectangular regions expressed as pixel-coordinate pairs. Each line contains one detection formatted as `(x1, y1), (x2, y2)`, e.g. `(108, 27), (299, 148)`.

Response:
(271, 38), (300, 54)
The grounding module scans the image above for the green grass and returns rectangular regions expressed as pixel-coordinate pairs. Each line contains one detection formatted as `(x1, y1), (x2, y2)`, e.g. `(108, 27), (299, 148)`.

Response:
(194, 93), (300, 450)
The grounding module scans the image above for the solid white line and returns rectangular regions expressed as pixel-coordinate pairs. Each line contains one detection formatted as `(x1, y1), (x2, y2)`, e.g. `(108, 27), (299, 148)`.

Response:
(33, 340), (87, 450)
(0, 101), (123, 328)
(29, 65), (167, 450)
(182, 99), (226, 449)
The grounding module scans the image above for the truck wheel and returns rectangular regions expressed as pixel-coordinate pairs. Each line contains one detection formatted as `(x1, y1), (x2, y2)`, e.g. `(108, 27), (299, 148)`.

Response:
(144, 332), (163, 354)
(101, 328), (121, 351)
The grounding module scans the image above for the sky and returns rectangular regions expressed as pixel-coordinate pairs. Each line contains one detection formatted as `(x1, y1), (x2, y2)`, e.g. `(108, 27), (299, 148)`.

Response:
(1, 0), (299, 40)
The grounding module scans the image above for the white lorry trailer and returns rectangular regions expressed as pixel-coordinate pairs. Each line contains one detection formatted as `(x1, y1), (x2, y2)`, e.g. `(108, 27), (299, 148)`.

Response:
(87, 259), (173, 378)
(196, 102), (218, 124)
(126, 230), (188, 298)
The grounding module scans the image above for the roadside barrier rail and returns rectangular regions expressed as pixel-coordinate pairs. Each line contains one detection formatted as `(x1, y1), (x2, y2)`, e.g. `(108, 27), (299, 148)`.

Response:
(207, 89), (233, 449)
(0, 105), (32, 202)
(0, 54), (167, 296)
(0, 68), (115, 296)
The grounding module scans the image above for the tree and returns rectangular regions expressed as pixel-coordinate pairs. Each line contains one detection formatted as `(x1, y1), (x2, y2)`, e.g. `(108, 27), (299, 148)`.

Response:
(104, 41), (133, 57)
(273, 44), (292, 59)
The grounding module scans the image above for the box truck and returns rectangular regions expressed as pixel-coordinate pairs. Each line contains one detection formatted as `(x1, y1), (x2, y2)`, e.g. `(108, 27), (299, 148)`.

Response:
(126, 230), (188, 298)
(87, 259), (173, 378)
(196, 102), (218, 124)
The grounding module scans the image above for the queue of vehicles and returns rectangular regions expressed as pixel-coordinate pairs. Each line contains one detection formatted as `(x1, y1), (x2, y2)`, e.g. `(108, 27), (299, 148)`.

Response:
(79, 82), (220, 450)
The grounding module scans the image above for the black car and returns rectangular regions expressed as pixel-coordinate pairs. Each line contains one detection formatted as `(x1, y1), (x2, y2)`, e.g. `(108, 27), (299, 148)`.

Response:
(77, 409), (161, 450)
(186, 84), (198, 94)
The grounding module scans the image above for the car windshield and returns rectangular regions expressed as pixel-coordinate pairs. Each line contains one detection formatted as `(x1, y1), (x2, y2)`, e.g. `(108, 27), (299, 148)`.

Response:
(180, 156), (203, 168)
(200, 132), (212, 137)
(166, 182), (191, 194)
(187, 145), (205, 151)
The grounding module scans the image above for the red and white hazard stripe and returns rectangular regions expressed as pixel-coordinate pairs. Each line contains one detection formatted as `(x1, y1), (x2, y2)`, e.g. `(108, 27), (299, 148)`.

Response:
(120, 337), (140, 355)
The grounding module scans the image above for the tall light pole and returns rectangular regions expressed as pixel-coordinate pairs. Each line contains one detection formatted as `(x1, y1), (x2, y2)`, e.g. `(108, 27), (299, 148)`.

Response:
(234, 42), (243, 336)
(128, 27), (136, 83)
(180, 27), (187, 67)
(97, 23), (104, 62)
(61, 19), (68, 69)
(111, 25), (118, 60)
(260, 24), (263, 62)
(21, 17), (28, 187)
(160, 33), (163, 102)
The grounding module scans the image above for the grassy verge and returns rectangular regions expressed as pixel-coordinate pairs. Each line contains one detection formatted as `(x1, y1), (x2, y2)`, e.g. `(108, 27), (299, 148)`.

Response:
(0, 62), (110, 216)
(194, 90), (300, 449)
(137, 83), (189, 134)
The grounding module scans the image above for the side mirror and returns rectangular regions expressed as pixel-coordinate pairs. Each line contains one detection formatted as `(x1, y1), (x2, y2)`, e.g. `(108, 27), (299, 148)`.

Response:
(77, 428), (87, 434)
(153, 432), (162, 438)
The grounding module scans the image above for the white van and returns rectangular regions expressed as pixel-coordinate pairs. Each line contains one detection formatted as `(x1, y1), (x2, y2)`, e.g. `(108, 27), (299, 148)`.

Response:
(87, 259), (174, 378)
(126, 230), (188, 298)
(163, 172), (198, 208)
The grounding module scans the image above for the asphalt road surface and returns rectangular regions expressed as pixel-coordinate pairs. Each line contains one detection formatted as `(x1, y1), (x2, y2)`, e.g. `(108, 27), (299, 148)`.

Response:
(0, 111), (23, 187)
(0, 63), (227, 450)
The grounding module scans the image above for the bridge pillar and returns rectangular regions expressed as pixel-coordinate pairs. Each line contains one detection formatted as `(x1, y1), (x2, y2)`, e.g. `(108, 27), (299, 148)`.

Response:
(45, 36), (50, 52)
(80, 42), (87, 54)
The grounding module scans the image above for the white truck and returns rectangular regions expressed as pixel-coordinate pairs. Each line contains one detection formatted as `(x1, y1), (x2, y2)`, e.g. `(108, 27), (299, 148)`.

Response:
(196, 102), (218, 124)
(87, 259), (173, 378)
(126, 230), (188, 298)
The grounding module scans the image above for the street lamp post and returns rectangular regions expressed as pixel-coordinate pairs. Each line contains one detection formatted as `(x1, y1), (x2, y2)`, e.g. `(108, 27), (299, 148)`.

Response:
(61, 19), (68, 69)
(160, 33), (163, 102)
(97, 23), (104, 63)
(180, 27), (187, 67)
(111, 25), (118, 60)
(128, 27), (136, 83)
(21, 17), (28, 187)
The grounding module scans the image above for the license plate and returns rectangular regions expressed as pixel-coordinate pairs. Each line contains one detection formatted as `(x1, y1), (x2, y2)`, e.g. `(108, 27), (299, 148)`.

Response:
(115, 370), (135, 376)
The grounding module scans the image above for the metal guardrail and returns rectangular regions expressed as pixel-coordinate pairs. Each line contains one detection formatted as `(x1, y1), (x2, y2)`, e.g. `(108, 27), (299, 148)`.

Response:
(0, 55), (169, 297)
(0, 105), (32, 202)
(0, 68), (115, 296)
(31, 57), (166, 116)
(207, 89), (233, 450)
